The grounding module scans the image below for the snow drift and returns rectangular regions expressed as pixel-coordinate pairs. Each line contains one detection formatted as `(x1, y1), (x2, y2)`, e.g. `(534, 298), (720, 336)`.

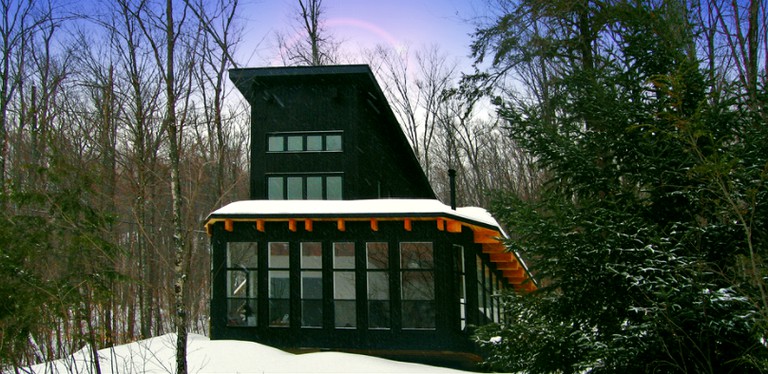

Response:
(19, 334), (470, 373)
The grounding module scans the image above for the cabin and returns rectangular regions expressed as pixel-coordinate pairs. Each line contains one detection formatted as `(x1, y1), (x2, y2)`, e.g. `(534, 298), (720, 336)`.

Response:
(204, 65), (535, 370)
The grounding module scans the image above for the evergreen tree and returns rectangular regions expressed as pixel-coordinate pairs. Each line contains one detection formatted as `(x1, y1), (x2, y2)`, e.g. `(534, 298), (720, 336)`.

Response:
(471, 1), (768, 372)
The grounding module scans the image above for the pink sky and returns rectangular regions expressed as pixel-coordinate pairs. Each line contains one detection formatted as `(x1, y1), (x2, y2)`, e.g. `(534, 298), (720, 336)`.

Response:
(238, 0), (488, 67)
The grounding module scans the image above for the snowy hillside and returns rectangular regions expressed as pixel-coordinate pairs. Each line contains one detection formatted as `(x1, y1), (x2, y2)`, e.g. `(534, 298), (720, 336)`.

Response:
(20, 334), (471, 373)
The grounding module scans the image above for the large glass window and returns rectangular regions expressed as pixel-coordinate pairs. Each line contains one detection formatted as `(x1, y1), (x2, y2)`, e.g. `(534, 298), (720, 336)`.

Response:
(400, 242), (435, 329)
(267, 174), (343, 200)
(267, 132), (343, 152)
(269, 242), (290, 327)
(333, 242), (356, 328)
(226, 242), (258, 327)
(301, 242), (323, 328)
(366, 242), (390, 329)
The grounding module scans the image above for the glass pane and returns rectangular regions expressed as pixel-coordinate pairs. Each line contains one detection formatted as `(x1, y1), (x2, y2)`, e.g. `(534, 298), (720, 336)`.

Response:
(402, 301), (435, 329)
(227, 299), (256, 326)
(287, 177), (303, 199)
(269, 271), (290, 298)
(269, 299), (290, 327)
(478, 280), (486, 317)
(227, 270), (256, 298)
(306, 176), (323, 199)
(269, 242), (289, 268)
(287, 135), (303, 151)
(367, 272), (389, 300)
(334, 272), (356, 299)
(333, 242), (355, 269)
(302, 271), (322, 298)
(306, 135), (323, 151)
(368, 300), (390, 329)
(453, 245), (464, 273)
(366, 242), (388, 269)
(268, 136), (284, 152)
(401, 271), (434, 300)
(326, 176), (342, 200)
(267, 177), (284, 200)
(228, 242), (257, 268)
(335, 300), (356, 328)
(400, 242), (434, 269)
(302, 300), (323, 327)
(326, 134), (342, 151)
(476, 256), (483, 278)
(301, 242), (322, 269)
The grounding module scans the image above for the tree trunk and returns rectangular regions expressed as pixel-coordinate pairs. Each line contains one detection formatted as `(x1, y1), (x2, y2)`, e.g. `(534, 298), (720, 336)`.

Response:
(163, 0), (188, 372)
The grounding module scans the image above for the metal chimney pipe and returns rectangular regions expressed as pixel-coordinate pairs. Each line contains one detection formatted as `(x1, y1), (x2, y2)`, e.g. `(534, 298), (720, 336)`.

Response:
(448, 169), (457, 210)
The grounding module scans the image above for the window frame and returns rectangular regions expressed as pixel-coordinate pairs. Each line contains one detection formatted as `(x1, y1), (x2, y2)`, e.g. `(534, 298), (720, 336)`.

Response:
(399, 242), (436, 330)
(267, 131), (344, 153)
(225, 242), (258, 327)
(266, 174), (343, 200)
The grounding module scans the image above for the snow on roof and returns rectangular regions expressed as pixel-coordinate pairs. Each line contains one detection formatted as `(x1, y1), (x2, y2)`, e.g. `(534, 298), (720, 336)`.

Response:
(204, 199), (537, 290)
(207, 199), (504, 233)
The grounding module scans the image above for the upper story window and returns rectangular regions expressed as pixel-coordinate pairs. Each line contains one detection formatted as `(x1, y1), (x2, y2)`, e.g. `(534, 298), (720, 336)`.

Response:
(268, 132), (343, 153)
(268, 174), (342, 200)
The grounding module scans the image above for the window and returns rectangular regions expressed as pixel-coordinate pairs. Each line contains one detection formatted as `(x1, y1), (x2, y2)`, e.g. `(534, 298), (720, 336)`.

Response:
(496, 274), (505, 323)
(267, 132), (343, 152)
(333, 242), (356, 328)
(491, 271), (499, 323)
(476, 256), (483, 322)
(287, 135), (303, 151)
(326, 134), (342, 151)
(485, 265), (495, 321)
(301, 242), (323, 328)
(366, 242), (390, 329)
(269, 242), (290, 327)
(268, 136), (284, 152)
(453, 245), (466, 330)
(267, 177), (283, 200)
(226, 242), (258, 327)
(267, 175), (342, 200)
(400, 242), (435, 329)
(306, 135), (323, 151)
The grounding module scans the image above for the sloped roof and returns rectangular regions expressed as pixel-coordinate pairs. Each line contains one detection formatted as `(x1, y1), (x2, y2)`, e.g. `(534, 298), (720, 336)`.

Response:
(205, 199), (536, 291)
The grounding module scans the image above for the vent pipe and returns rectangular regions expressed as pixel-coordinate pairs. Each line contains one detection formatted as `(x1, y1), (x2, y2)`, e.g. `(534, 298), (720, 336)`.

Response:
(448, 169), (457, 210)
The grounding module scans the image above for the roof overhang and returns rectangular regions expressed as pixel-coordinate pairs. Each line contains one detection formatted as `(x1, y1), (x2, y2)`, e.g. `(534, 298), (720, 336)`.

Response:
(205, 199), (536, 291)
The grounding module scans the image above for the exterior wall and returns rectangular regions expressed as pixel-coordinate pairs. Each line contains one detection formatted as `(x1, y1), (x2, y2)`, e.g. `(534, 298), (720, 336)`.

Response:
(237, 67), (435, 201)
(249, 81), (357, 199)
(209, 219), (507, 356)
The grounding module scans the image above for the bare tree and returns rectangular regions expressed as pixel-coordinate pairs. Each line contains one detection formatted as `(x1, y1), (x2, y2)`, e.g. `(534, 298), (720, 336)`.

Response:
(277, 0), (339, 66)
(188, 0), (243, 202)
(702, 0), (766, 111)
(0, 0), (39, 207)
(133, 0), (197, 371)
(368, 45), (456, 180)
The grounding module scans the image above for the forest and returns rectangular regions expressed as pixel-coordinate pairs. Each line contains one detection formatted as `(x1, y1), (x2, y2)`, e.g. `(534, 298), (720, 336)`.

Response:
(0, 0), (767, 373)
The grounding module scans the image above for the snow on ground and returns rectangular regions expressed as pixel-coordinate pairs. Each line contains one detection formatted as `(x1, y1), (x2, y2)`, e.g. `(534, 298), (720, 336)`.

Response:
(20, 334), (472, 373)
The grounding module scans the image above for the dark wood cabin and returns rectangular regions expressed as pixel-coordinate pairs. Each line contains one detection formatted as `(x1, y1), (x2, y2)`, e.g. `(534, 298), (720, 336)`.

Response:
(205, 65), (535, 370)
